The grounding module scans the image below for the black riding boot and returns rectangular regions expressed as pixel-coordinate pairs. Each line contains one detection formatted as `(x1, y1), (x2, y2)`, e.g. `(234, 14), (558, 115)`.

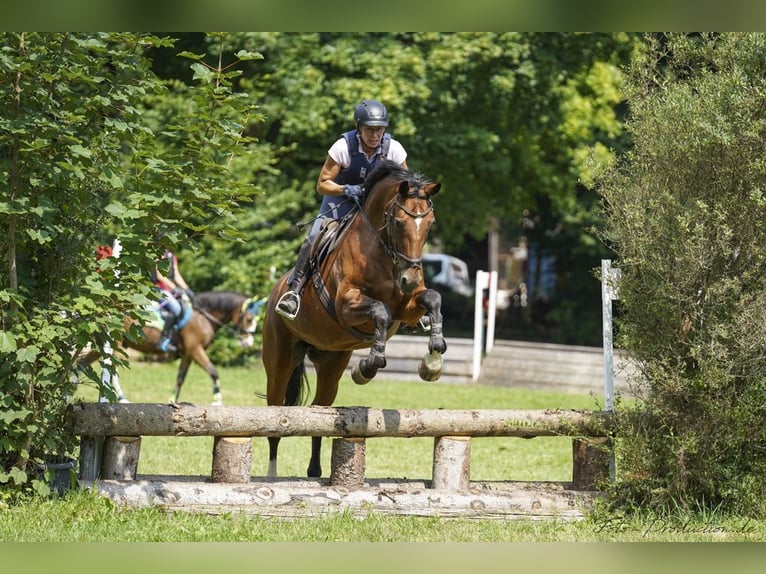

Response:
(157, 313), (178, 353)
(275, 238), (312, 320)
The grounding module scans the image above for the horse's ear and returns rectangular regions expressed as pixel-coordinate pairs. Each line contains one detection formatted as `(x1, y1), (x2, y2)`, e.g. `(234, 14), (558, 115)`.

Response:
(398, 181), (409, 199)
(429, 182), (441, 197)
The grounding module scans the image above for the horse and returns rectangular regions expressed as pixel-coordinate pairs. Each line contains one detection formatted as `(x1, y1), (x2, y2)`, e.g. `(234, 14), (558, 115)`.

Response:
(79, 290), (263, 405)
(261, 160), (447, 478)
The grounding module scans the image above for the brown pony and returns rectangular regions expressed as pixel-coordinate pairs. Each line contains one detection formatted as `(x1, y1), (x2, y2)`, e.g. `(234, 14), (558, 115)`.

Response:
(262, 160), (447, 477)
(79, 290), (263, 405)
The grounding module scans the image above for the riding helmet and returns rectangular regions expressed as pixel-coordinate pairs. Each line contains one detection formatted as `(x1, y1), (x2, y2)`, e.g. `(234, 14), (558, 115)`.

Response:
(354, 99), (389, 127)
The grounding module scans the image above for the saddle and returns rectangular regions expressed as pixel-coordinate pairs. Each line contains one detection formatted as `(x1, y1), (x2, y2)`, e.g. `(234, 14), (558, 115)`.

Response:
(151, 291), (194, 331)
(309, 210), (356, 271)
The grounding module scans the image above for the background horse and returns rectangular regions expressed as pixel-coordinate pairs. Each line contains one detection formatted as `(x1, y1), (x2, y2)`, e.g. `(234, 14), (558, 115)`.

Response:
(262, 160), (447, 478)
(80, 290), (263, 405)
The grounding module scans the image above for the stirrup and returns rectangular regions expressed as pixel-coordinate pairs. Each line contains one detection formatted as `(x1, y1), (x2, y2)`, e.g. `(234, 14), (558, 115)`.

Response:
(275, 290), (300, 320)
(157, 338), (177, 353)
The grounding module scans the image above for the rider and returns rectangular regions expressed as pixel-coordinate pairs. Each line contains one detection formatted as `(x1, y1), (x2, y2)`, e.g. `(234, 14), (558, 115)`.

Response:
(275, 99), (409, 320)
(152, 250), (192, 353)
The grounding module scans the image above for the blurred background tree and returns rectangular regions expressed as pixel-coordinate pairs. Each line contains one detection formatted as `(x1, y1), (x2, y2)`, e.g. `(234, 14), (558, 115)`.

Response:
(150, 32), (640, 343)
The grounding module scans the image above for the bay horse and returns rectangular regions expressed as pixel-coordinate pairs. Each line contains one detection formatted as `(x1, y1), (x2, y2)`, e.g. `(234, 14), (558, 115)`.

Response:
(262, 160), (447, 478)
(79, 290), (263, 405)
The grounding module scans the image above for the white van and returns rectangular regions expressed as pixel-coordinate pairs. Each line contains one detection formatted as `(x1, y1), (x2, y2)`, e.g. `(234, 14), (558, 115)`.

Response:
(422, 253), (474, 297)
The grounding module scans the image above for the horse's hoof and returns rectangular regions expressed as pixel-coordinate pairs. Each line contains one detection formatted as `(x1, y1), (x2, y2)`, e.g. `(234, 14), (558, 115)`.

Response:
(418, 350), (443, 382)
(211, 393), (223, 406)
(351, 365), (372, 385)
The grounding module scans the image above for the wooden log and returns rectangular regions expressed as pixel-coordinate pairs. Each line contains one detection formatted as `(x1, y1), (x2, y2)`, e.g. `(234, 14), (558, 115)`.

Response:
(329, 437), (366, 489)
(432, 436), (471, 492)
(71, 403), (610, 438)
(82, 477), (599, 520)
(78, 435), (104, 481)
(572, 437), (611, 490)
(101, 436), (141, 480)
(211, 437), (252, 483)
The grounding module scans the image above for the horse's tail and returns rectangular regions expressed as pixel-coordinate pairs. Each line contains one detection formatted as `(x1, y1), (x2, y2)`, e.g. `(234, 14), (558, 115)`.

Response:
(285, 362), (309, 406)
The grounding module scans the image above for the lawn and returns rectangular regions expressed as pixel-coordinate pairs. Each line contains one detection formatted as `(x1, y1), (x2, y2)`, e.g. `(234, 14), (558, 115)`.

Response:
(2, 359), (765, 542)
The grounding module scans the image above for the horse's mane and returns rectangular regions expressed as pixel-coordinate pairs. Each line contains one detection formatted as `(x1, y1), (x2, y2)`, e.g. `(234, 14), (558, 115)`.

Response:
(195, 290), (246, 312)
(364, 159), (433, 194)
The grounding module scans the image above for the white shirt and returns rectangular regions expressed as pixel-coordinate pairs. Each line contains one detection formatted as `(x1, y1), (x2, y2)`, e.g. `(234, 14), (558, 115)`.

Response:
(328, 134), (407, 167)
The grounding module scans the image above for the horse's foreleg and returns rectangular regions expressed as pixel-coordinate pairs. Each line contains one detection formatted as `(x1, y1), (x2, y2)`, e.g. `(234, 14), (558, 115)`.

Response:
(308, 351), (349, 477)
(417, 289), (447, 381)
(350, 300), (391, 385)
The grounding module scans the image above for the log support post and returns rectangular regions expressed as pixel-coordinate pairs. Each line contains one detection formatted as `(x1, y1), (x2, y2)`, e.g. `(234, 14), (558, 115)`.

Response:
(432, 436), (471, 492)
(78, 435), (104, 481)
(572, 437), (610, 490)
(329, 437), (366, 489)
(101, 436), (142, 480)
(211, 437), (253, 483)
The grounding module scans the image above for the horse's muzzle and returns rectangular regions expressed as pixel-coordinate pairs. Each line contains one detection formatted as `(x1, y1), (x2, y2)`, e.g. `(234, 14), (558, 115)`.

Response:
(399, 266), (422, 293)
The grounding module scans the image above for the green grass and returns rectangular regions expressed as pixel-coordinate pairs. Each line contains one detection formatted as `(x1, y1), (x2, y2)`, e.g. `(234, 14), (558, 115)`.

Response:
(3, 360), (765, 542)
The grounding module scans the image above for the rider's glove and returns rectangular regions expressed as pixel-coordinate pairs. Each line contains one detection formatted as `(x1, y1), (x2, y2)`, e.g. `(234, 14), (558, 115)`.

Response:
(343, 184), (364, 201)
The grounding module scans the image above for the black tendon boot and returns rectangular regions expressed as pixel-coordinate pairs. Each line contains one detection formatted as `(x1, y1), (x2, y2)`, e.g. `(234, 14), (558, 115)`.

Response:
(275, 238), (312, 320)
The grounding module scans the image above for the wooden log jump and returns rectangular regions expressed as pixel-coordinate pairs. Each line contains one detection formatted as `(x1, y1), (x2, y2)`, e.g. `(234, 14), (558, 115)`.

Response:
(71, 403), (612, 519)
(71, 403), (611, 438)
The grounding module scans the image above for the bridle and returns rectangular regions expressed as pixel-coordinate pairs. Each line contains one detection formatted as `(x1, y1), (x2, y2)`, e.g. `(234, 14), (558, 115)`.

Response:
(196, 297), (259, 337)
(357, 186), (433, 271)
(233, 298), (260, 336)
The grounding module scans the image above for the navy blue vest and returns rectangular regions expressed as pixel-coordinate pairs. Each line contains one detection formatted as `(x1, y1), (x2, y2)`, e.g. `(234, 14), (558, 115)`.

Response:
(334, 130), (391, 185)
(315, 130), (391, 228)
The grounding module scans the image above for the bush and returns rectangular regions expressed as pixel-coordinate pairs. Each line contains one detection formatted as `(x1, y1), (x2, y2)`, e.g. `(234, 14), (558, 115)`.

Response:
(597, 33), (766, 516)
(0, 33), (259, 498)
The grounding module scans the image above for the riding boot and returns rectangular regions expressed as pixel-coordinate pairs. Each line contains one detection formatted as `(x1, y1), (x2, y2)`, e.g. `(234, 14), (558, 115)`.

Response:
(157, 313), (178, 353)
(276, 238), (312, 320)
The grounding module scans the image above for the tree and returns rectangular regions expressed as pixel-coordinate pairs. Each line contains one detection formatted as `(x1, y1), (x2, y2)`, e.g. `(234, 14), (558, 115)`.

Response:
(597, 33), (766, 515)
(164, 33), (639, 343)
(0, 32), (260, 497)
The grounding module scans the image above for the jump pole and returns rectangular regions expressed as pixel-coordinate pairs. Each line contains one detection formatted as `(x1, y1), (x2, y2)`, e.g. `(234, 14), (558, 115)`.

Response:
(472, 270), (498, 380)
(601, 259), (621, 483)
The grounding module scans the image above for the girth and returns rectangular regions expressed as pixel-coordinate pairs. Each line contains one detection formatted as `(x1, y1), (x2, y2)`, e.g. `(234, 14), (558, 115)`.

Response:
(308, 212), (375, 342)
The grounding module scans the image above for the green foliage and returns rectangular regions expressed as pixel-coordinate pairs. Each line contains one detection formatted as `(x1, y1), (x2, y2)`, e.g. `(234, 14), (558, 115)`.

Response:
(597, 33), (766, 516)
(164, 33), (639, 344)
(0, 33), (262, 496)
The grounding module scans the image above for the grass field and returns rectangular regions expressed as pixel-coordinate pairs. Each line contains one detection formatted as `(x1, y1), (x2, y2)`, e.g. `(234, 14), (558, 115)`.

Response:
(3, 359), (766, 542)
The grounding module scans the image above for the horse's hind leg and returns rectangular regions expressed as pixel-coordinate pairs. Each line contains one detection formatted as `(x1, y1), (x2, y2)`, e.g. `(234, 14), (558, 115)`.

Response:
(170, 356), (193, 403)
(262, 307), (307, 477)
(184, 348), (222, 405)
(307, 350), (352, 477)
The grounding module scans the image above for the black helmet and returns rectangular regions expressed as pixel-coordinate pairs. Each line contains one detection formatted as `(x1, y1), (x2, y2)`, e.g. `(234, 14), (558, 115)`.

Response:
(354, 99), (389, 127)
